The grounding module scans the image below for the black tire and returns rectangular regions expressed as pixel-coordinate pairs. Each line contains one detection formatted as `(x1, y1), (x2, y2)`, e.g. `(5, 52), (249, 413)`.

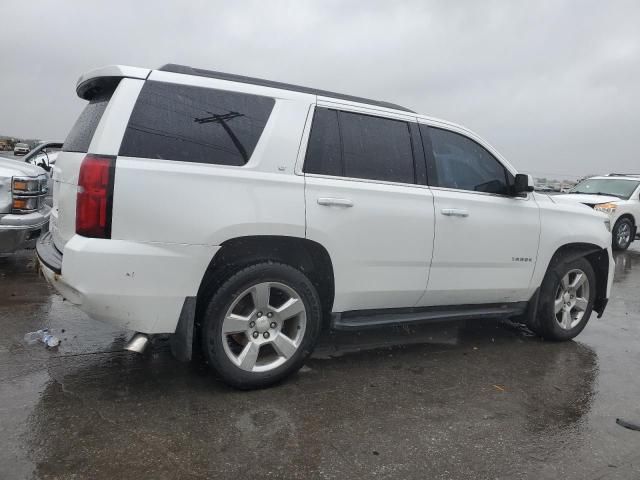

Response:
(612, 217), (633, 251)
(200, 262), (322, 389)
(533, 256), (596, 341)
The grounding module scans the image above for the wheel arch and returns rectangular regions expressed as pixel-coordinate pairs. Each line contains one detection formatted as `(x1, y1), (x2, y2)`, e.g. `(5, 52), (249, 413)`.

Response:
(197, 235), (335, 325)
(616, 213), (635, 225)
(545, 243), (610, 317)
(172, 235), (335, 362)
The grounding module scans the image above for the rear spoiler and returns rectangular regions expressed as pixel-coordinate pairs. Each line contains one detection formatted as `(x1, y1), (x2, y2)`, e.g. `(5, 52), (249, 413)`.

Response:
(76, 65), (151, 100)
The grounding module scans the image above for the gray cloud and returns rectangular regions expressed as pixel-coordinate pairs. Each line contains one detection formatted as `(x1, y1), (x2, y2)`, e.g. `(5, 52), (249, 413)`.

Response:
(1, 0), (638, 178)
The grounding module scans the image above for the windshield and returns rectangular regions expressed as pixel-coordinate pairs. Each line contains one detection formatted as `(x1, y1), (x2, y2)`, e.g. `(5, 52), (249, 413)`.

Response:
(569, 178), (640, 199)
(16, 143), (28, 148)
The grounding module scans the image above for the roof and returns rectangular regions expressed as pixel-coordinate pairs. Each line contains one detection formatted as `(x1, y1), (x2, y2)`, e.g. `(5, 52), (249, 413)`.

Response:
(158, 64), (415, 113)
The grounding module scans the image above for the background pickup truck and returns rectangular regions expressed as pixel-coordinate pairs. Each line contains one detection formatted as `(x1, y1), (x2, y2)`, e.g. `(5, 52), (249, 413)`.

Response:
(0, 157), (50, 255)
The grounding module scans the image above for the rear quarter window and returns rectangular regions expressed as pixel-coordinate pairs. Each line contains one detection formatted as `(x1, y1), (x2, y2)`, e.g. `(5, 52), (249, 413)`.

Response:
(63, 91), (113, 153)
(119, 81), (275, 166)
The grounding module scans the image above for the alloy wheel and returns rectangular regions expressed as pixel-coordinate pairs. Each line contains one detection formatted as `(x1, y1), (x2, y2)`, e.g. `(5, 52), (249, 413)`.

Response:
(616, 222), (631, 248)
(554, 269), (590, 330)
(221, 282), (307, 372)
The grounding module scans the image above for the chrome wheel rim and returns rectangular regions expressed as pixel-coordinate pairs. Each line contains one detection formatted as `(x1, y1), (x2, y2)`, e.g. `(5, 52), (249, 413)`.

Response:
(554, 269), (590, 330)
(221, 282), (307, 372)
(616, 222), (631, 247)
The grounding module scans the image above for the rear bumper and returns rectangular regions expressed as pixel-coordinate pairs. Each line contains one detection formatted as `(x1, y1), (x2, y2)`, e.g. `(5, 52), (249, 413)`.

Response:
(0, 207), (50, 254)
(36, 233), (218, 334)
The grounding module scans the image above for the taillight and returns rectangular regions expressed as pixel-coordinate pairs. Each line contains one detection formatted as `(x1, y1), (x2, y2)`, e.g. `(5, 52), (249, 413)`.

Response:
(76, 154), (115, 238)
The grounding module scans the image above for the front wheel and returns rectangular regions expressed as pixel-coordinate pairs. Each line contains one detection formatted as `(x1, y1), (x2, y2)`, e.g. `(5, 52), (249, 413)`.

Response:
(532, 257), (596, 341)
(200, 262), (322, 389)
(612, 218), (633, 251)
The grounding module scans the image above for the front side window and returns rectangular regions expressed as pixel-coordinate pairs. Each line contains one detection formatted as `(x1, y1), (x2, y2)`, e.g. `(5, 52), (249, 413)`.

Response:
(119, 81), (275, 166)
(304, 107), (416, 184)
(426, 127), (512, 195)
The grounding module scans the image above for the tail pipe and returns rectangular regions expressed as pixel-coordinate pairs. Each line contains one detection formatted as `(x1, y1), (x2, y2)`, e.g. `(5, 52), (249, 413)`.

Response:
(124, 333), (150, 354)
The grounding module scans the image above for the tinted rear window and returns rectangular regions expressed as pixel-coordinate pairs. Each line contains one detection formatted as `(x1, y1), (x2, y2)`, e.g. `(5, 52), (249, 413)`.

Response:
(340, 111), (415, 184)
(119, 81), (275, 166)
(63, 91), (113, 153)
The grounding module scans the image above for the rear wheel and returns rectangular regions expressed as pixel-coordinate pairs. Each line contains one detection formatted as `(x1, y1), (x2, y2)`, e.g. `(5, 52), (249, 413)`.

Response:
(612, 217), (633, 251)
(532, 257), (595, 341)
(200, 262), (322, 389)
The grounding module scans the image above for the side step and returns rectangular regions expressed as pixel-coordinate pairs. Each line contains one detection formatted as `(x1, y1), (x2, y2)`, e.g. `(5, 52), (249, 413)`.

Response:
(332, 303), (528, 331)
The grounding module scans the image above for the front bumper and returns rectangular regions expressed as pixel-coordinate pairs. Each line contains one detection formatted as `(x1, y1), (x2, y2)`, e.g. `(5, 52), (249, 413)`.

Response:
(36, 232), (218, 334)
(0, 207), (50, 254)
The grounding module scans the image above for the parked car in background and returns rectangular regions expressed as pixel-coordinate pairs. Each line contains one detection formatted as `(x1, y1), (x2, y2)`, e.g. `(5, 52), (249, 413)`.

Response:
(37, 64), (614, 389)
(556, 174), (640, 250)
(13, 143), (30, 156)
(0, 157), (50, 255)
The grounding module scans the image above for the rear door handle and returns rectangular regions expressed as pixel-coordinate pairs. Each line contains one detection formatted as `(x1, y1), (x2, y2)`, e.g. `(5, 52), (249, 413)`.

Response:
(441, 208), (469, 217)
(317, 197), (354, 208)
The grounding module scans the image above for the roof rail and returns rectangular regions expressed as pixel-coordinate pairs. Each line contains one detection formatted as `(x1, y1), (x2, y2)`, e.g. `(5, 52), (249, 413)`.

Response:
(606, 173), (640, 177)
(157, 64), (415, 113)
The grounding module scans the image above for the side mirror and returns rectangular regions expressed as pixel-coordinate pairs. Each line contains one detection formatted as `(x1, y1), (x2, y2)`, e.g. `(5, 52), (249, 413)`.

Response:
(513, 173), (534, 195)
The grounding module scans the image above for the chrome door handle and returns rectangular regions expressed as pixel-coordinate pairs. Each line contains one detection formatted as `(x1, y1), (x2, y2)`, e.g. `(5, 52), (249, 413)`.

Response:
(317, 197), (354, 208)
(441, 208), (469, 217)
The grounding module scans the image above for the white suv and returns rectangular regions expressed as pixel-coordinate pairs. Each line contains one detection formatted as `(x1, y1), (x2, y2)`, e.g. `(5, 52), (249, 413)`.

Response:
(557, 175), (640, 250)
(37, 64), (615, 389)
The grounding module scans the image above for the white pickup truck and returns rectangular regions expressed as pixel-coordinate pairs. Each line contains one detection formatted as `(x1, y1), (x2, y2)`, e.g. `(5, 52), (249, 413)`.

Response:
(37, 64), (614, 389)
(0, 157), (50, 255)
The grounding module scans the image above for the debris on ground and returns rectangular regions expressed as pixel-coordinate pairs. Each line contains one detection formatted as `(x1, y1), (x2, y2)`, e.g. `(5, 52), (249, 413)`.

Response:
(616, 418), (640, 432)
(23, 329), (60, 348)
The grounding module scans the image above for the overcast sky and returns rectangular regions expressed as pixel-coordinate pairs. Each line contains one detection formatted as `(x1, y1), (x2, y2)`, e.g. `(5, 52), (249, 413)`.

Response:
(1, 0), (639, 179)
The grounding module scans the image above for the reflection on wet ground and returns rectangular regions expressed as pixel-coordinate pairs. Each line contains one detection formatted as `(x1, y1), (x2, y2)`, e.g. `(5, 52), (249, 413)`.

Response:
(1, 247), (639, 479)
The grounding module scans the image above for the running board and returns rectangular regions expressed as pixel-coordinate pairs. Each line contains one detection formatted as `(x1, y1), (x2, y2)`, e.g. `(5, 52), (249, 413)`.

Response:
(332, 303), (528, 331)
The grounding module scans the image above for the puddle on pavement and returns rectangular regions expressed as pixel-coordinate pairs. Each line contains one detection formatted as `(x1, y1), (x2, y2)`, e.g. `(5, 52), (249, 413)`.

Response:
(0, 248), (639, 478)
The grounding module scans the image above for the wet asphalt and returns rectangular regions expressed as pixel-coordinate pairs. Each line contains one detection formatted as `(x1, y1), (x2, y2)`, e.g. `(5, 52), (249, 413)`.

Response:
(1, 246), (639, 479)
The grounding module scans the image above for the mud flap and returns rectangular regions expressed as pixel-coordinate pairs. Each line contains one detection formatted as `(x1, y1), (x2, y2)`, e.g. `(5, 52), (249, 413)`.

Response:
(522, 288), (541, 333)
(170, 297), (197, 362)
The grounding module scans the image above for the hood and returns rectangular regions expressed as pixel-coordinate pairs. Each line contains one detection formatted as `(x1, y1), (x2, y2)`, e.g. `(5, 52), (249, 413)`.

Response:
(0, 157), (46, 214)
(553, 193), (620, 206)
(0, 156), (46, 177)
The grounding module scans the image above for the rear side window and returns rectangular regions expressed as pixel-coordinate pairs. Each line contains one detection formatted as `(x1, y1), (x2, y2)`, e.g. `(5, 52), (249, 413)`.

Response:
(426, 127), (512, 195)
(340, 111), (414, 184)
(304, 107), (416, 184)
(119, 81), (275, 166)
(63, 91), (114, 153)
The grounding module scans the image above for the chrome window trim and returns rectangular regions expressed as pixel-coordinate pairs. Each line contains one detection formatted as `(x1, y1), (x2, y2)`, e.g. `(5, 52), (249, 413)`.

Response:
(429, 185), (530, 201)
(302, 172), (431, 190)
